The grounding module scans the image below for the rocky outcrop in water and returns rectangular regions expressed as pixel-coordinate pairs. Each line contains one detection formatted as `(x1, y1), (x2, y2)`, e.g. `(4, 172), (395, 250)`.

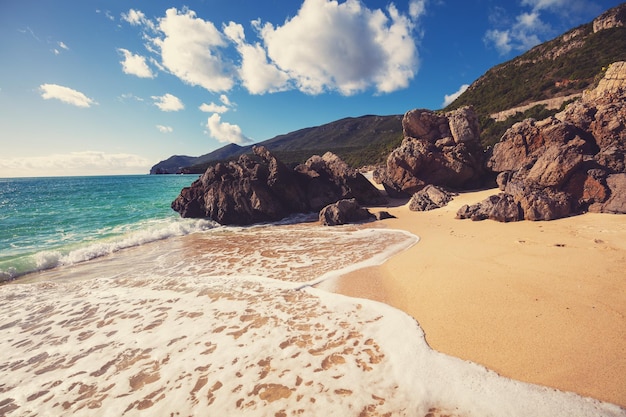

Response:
(377, 106), (486, 197)
(458, 61), (626, 221)
(171, 146), (387, 225)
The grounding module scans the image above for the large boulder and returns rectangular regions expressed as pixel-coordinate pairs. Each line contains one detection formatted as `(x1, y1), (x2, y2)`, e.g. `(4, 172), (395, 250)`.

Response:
(460, 61), (626, 221)
(319, 199), (375, 226)
(408, 185), (457, 211)
(171, 146), (387, 225)
(380, 106), (486, 197)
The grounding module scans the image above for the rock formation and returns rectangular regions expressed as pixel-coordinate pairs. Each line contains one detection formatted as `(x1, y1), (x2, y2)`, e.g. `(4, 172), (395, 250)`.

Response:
(408, 185), (457, 211)
(172, 146), (387, 226)
(377, 106), (486, 197)
(592, 2), (626, 33)
(319, 199), (375, 226)
(458, 61), (626, 221)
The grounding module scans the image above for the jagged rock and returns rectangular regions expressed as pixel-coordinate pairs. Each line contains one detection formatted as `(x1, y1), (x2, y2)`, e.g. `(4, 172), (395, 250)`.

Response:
(463, 61), (626, 222)
(319, 199), (374, 226)
(381, 106), (486, 197)
(172, 146), (386, 225)
(516, 187), (572, 221)
(457, 193), (522, 222)
(408, 185), (456, 211)
(374, 211), (395, 220)
(296, 152), (387, 210)
(592, 3), (626, 33)
(600, 173), (626, 213)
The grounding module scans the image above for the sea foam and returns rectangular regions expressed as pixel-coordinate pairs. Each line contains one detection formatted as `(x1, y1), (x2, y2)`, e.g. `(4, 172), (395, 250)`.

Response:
(1, 218), (216, 280)
(1, 273), (623, 416)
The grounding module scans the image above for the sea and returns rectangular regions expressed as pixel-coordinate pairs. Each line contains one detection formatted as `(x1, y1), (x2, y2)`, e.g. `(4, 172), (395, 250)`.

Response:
(0, 175), (624, 416)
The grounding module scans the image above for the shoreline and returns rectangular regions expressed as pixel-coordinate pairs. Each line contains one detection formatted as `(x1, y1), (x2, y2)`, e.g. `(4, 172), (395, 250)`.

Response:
(324, 188), (626, 407)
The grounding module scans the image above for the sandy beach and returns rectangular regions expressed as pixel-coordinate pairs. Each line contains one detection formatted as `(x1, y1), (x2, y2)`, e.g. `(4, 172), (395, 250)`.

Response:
(327, 188), (626, 407)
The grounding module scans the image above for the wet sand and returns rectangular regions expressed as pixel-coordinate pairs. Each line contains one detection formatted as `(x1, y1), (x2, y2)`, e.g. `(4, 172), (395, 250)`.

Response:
(328, 188), (626, 407)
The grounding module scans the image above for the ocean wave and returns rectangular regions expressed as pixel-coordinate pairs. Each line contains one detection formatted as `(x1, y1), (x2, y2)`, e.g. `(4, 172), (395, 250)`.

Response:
(0, 218), (217, 281)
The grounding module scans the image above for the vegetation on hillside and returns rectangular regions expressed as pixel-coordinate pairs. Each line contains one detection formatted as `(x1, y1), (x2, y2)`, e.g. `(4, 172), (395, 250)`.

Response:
(446, 23), (626, 148)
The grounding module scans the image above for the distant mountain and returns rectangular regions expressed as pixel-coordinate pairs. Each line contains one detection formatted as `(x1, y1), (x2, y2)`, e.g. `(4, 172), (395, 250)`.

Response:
(446, 2), (626, 147)
(151, 115), (403, 174)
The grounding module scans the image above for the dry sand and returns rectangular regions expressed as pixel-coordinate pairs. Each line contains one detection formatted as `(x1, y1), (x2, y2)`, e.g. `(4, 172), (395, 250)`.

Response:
(328, 188), (626, 407)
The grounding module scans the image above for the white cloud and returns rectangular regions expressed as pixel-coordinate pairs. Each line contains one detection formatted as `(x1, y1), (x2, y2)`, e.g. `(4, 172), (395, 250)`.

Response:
(124, 2), (421, 96)
(409, 0), (427, 20)
(151, 93), (184, 111)
(253, 0), (419, 95)
(118, 48), (155, 78)
(0, 151), (150, 178)
(96, 9), (115, 21)
(442, 84), (469, 107)
(52, 41), (69, 55)
(224, 21), (290, 94)
(204, 113), (252, 144)
(484, 29), (513, 55)
(219, 94), (232, 106)
(39, 84), (97, 108)
(118, 93), (144, 102)
(199, 102), (229, 113)
(485, 0), (601, 55)
(156, 125), (173, 133)
(122, 9), (146, 26)
(152, 8), (234, 92)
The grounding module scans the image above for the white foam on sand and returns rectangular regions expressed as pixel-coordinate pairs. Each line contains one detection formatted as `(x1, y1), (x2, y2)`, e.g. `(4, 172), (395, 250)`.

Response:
(1, 224), (624, 416)
(1, 274), (623, 417)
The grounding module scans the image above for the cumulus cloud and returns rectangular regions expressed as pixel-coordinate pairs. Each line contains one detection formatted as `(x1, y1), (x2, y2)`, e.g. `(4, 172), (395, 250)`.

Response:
(39, 84), (97, 108)
(151, 93), (184, 111)
(199, 102), (229, 113)
(204, 113), (252, 145)
(484, 0), (602, 55)
(122, 9), (146, 26)
(442, 84), (469, 107)
(254, 0), (419, 95)
(156, 125), (173, 133)
(224, 21), (290, 94)
(124, 1), (421, 96)
(151, 8), (234, 92)
(118, 48), (155, 78)
(409, 0), (427, 20)
(0, 151), (150, 177)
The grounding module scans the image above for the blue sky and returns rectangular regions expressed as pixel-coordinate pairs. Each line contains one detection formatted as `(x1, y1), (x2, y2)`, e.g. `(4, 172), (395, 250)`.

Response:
(0, 0), (622, 177)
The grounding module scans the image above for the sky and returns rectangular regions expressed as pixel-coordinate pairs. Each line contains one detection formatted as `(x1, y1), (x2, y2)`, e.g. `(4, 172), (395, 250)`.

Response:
(0, 0), (622, 177)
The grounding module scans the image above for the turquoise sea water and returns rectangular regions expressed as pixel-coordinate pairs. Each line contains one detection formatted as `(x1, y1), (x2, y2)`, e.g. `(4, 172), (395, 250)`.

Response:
(0, 174), (211, 280)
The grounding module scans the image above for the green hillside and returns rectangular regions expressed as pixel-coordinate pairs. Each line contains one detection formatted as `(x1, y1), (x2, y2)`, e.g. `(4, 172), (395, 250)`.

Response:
(446, 5), (626, 147)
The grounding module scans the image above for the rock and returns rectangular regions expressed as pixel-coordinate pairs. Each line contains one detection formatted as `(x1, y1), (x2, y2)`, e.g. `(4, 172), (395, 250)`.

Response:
(319, 199), (375, 226)
(457, 193), (522, 222)
(600, 173), (626, 213)
(408, 185), (456, 211)
(382, 106), (486, 197)
(463, 61), (626, 222)
(172, 146), (387, 225)
(374, 211), (395, 220)
(593, 3), (626, 33)
(516, 188), (572, 221)
(297, 152), (388, 210)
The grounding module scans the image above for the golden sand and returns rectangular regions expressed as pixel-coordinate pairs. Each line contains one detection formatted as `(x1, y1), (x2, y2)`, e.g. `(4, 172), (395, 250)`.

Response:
(329, 188), (626, 406)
